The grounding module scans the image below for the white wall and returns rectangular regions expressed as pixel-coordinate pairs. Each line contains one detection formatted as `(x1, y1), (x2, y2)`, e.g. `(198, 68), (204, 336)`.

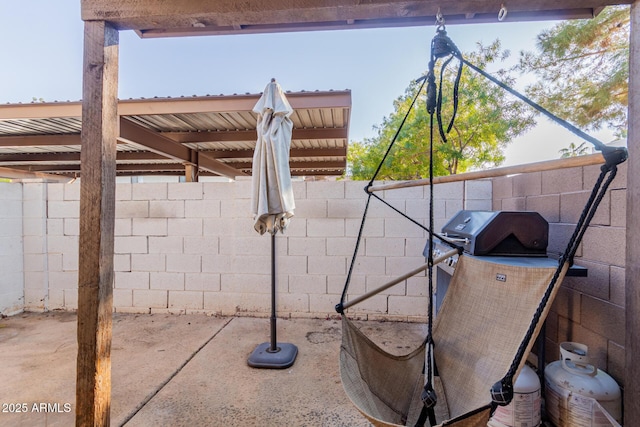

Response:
(0, 183), (24, 315)
(16, 178), (491, 321)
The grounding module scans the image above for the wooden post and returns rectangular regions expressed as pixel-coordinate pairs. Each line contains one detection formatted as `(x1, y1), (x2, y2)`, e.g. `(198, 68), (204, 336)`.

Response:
(627, 0), (640, 423)
(76, 21), (119, 427)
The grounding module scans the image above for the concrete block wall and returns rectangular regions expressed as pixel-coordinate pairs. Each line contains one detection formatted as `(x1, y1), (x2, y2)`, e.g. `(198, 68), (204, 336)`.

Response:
(0, 183), (24, 315)
(18, 178), (491, 321)
(492, 162), (628, 387)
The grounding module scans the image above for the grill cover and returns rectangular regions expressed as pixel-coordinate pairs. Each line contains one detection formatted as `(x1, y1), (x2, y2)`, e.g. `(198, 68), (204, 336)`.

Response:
(439, 210), (549, 256)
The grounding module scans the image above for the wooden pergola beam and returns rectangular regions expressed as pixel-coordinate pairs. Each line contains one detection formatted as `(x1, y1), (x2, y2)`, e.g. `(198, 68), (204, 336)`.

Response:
(76, 21), (118, 427)
(164, 127), (348, 143)
(626, 0), (640, 422)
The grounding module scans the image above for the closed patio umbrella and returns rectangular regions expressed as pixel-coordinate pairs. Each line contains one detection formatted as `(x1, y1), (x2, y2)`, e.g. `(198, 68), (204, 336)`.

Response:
(247, 79), (298, 369)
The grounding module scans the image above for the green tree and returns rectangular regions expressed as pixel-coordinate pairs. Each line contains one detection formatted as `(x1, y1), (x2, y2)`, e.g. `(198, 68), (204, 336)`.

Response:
(559, 141), (590, 158)
(518, 6), (629, 136)
(348, 40), (535, 180)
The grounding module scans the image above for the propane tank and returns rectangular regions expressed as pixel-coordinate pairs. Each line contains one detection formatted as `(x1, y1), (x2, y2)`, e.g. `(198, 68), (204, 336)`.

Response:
(544, 342), (621, 426)
(488, 364), (541, 427)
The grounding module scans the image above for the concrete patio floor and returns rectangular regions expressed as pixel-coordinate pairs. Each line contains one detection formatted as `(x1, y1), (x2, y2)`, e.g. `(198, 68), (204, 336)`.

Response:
(0, 311), (427, 427)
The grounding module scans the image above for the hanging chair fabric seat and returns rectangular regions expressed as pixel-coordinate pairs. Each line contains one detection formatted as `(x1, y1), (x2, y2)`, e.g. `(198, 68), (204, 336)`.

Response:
(340, 255), (568, 427)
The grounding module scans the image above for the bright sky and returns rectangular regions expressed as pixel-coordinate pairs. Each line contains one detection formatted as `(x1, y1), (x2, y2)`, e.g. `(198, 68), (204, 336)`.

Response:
(0, 0), (615, 166)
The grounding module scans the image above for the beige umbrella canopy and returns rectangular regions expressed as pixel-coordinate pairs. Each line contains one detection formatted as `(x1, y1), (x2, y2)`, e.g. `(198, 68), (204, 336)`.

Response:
(248, 79), (298, 369)
(251, 78), (295, 235)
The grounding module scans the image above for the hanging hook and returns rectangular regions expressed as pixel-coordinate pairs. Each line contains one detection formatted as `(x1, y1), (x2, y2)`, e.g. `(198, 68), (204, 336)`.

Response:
(498, 4), (508, 21)
(435, 8), (445, 29)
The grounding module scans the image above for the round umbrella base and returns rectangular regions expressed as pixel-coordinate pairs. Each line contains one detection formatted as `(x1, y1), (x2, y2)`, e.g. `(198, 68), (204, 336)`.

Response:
(247, 342), (298, 369)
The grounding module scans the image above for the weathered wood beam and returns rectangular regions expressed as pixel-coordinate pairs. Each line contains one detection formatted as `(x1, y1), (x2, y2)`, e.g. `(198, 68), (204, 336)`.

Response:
(626, 0), (640, 422)
(81, 0), (627, 37)
(76, 21), (118, 427)
(0, 151), (167, 163)
(204, 147), (347, 159)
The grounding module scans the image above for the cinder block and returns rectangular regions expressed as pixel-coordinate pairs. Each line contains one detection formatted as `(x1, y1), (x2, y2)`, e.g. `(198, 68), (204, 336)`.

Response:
(202, 254), (234, 274)
(388, 296), (429, 317)
(133, 289), (168, 309)
(309, 294), (341, 314)
(115, 236), (148, 254)
(464, 199), (492, 211)
(352, 256), (387, 276)
(328, 199), (369, 219)
(22, 183), (44, 201)
(184, 236), (219, 255)
(168, 218), (203, 236)
(609, 265), (625, 306)
(168, 182), (203, 200)
(326, 237), (358, 256)
(221, 273), (275, 294)
(384, 218), (424, 238)
(185, 273), (220, 292)
(62, 252), (78, 271)
(581, 225), (625, 267)
(219, 235), (272, 256)
(115, 218), (132, 237)
(308, 255), (346, 275)
(203, 182), (236, 200)
(63, 289), (78, 310)
(445, 199), (464, 219)
(561, 191), (610, 225)
(465, 179), (492, 200)
(385, 256), (425, 277)
(307, 218), (345, 237)
(292, 180), (307, 199)
(132, 218), (168, 236)
(289, 274), (326, 294)
(406, 238), (427, 257)
(132, 254), (166, 272)
(365, 237), (404, 257)
(563, 260), (609, 301)
(24, 287), (46, 310)
(166, 253), (201, 273)
(556, 316), (607, 370)
(368, 198), (405, 219)
(0, 236), (21, 256)
(276, 255), (308, 275)
(47, 201), (79, 219)
(113, 289), (133, 307)
(23, 272), (45, 291)
(550, 286), (581, 324)
(22, 218), (44, 237)
(48, 271), (78, 290)
(148, 236), (183, 254)
(47, 289), (64, 310)
(366, 275), (406, 296)
(525, 194), (560, 222)
(114, 254), (131, 272)
(348, 293), (387, 314)
(149, 200), (185, 218)
(184, 199), (221, 218)
(434, 182), (464, 200)
(220, 198), (253, 218)
(406, 276), (428, 297)
(307, 181), (344, 199)
(116, 200), (149, 218)
(607, 341), (625, 386)
(288, 237), (326, 256)
(47, 235), (78, 255)
(47, 254), (62, 272)
(64, 182), (81, 200)
(150, 272), (185, 290)
(383, 185), (423, 200)
(132, 183), (168, 200)
(0, 219), (22, 238)
(406, 199), (429, 221)
(610, 189), (626, 227)
(542, 167), (583, 195)
(46, 183), (64, 201)
(115, 271), (150, 290)
(500, 197), (526, 211)
(22, 254), (44, 272)
(328, 274), (364, 295)
(513, 172), (541, 197)
(548, 223), (582, 257)
(285, 199), (326, 219)
(492, 176), (513, 200)
(345, 181), (368, 199)
(277, 293), (309, 314)
(115, 183), (132, 201)
(346, 218), (384, 238)
(64, 218), (79, 236)
(169, 291), (204, 310)
(581, 295), (624, 345)
(23, 199), (45, 218)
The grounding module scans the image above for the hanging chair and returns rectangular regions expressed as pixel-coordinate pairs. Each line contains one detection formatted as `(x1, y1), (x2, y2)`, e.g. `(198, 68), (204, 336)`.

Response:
(335, 22), (627, 427)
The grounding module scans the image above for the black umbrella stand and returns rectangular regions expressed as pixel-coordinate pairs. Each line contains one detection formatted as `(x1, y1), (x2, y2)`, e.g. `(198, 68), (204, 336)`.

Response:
(247, 232), (298, 369)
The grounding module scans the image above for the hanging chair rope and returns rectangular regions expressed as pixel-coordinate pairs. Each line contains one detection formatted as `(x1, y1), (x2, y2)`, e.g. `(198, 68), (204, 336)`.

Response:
(337, 22), (628, 427)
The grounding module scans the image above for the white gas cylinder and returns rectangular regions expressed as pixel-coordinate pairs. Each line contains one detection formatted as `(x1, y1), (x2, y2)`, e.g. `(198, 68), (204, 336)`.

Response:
(488, 364), (541, 427)
(544, 342), (621, 426)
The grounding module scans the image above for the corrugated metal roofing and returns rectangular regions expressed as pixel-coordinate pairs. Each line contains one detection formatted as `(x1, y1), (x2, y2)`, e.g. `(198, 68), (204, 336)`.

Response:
(0, 90), (351, 180)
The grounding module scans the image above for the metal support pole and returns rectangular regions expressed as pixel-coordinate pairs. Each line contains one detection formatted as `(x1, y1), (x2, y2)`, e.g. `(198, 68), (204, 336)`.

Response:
(269, 232), (278, 352)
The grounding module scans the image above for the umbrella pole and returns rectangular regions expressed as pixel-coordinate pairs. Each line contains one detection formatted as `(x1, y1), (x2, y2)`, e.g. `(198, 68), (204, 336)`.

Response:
(269, 231), (277, 352)
(247, 230), (298, 369)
